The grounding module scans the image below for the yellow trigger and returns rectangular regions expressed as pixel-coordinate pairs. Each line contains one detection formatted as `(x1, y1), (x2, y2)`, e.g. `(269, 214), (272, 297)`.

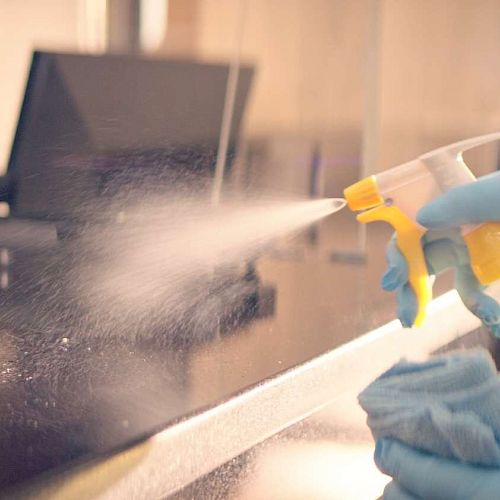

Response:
(358, 205), (431, 326)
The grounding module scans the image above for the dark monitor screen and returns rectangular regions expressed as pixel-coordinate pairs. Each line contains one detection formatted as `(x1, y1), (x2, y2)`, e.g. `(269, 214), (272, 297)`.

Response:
(7, 51), (253, 221)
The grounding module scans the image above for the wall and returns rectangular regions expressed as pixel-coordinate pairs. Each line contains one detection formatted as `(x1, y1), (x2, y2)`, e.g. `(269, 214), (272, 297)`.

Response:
(2, 1), (500, 174)
(193, 0), (368, 139)
(378, 0), (500, 173)
(165, 0), (500, 174)
(0, 1), (82, 171)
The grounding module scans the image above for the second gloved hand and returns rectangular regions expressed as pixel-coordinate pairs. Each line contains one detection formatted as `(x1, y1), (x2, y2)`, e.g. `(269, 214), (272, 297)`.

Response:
(382, 171), (500, 335)
(376, 439), (500, 500)
(359, 349), (500, 499)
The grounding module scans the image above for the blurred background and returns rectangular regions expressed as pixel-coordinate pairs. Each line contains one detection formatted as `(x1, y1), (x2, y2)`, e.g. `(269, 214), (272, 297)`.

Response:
(2, 0), (500, 189)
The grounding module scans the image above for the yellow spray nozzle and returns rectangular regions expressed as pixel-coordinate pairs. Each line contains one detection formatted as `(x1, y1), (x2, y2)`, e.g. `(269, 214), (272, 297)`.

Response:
(343, 175), (383, 211)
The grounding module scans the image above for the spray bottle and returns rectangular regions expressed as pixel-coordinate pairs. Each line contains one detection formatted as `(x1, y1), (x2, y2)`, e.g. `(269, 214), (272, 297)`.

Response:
(344, 132), (500, 326)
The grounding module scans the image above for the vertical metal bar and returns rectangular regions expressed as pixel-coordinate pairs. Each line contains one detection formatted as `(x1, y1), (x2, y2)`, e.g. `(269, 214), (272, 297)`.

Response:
(358, 0), (382, 252)
(331, 0), (381, 264)
(210, 0), (248, 206)
(307, 143), (323, 244)
(107, 0), (141, 53)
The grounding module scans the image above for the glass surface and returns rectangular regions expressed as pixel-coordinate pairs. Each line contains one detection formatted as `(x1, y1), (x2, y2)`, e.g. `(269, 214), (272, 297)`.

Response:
(168, 329), (499, 500)
(1, 0), (499, 494)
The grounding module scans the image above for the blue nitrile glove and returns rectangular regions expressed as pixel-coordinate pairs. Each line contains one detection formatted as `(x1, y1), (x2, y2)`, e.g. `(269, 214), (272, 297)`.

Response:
(381, 171), (500, 335)
(376, 439), (500, 500)
(358, 349), (500, 499)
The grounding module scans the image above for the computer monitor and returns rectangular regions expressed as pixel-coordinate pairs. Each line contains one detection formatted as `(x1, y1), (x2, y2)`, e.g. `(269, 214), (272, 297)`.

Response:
(6, 51), (254, 221)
